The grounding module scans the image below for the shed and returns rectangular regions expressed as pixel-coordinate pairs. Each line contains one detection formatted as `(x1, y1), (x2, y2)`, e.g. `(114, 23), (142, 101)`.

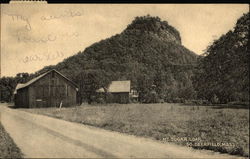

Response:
(14, 69), (78, 108)
(97, 80), (131, 104)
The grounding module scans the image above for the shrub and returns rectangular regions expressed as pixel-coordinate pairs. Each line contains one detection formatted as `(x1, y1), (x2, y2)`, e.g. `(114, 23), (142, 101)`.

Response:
(106, 93), (114, 103)
(172, 98), (184, 103)
(229, 146), (245, 156)
(96, 97), (105, 104)
(158, 99), (165, 103)
(211, 94), (219, 104)
(142, 91), (160, 103)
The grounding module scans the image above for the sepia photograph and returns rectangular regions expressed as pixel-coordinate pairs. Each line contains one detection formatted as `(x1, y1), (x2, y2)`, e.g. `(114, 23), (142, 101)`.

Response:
(0, 3), (249, 158)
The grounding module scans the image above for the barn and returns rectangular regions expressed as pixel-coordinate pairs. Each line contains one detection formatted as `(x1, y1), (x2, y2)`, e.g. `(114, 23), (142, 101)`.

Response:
(97, 80), (131, 104)
(14, 69), (78, 108)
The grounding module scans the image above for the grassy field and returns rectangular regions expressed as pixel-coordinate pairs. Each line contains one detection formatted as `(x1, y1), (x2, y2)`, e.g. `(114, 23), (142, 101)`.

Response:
(22, 103), (249, 157)
(0, 122), (23, 158)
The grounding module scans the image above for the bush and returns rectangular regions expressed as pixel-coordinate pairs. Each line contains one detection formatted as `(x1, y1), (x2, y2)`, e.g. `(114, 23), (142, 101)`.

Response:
(229, 146), (245, 156)
(211, 94), (219, 104)
(158, 99), (165, 103)
(96, 97), (105, 104)
(143, 91), (159, 103)
(165, 99), (172, 103)
(106, 93), (114, 103)
(129, 97), (139, 103)
(172, 98), (184, 103)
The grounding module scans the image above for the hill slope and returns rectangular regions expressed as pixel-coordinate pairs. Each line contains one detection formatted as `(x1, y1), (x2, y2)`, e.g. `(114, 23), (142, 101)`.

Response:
(193, 12), (249, 103)
(36, 15), (198, 102)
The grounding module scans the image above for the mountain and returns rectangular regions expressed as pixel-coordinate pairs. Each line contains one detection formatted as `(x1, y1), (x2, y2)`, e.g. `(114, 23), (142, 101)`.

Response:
(34, 15), (198, 102)
(193, 12), (249, 104)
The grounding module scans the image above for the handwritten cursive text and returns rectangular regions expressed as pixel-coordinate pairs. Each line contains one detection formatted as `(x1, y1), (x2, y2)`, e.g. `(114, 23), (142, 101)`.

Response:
(4, 13), (32, 31)
(41, 10), (83, 21)
(22, 51), (64, 63)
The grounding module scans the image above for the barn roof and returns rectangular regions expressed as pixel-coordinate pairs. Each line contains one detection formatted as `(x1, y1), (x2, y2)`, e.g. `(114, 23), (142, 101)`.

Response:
(97, 80), (131, 93)
(14, 83), (25, 94)
(15, 69), (78, 92)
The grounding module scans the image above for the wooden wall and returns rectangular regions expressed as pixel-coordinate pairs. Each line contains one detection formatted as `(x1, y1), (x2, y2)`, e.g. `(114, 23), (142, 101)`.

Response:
(112, 92), (129, 104)
(29, 71), (77, 108)
(15, 71), (77, 108)
(15, 88), (29, 108)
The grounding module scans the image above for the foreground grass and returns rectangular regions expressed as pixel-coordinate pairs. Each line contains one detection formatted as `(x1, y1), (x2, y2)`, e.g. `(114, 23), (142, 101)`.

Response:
(0, 122), (23, 158)
(22, 103), (249, 157)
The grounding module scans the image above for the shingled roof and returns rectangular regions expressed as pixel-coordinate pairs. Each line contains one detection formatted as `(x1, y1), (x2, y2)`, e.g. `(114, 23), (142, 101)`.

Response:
(97, 80), (131, 93)
(14, 69), (78, 94)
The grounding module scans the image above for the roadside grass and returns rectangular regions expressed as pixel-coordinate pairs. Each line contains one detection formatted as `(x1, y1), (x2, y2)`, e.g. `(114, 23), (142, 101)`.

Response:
(22, 103), (249, 157)
(0, 122), (23, 158)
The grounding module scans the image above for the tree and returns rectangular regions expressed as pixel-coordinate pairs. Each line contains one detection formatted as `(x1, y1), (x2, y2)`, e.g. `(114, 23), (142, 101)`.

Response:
(0, 77), (17, 102)
(16, 72), (30, 83)
(76, 69), (111, 104)
(193, 12), (249, 103)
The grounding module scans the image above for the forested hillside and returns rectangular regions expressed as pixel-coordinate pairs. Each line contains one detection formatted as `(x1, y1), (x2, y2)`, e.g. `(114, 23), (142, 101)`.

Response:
(33, 15), (198, 103)
(193, 12), (249, 104)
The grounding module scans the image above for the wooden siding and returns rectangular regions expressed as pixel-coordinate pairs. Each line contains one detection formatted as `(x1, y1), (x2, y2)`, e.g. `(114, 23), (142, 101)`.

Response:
(15, 87), (29, 108)
(112, 92), (129, 104)
(15, 70), (77, 108)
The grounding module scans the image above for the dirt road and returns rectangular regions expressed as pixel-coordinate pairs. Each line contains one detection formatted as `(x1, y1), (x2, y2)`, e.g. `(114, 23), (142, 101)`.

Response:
(0, 104), (243, 158)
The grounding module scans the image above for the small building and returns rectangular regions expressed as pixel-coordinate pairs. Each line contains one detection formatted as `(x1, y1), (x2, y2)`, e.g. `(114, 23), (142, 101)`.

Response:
(130, 88), (139, 102)
(97, 80), (131, 104)
(14, 69), (78, 108)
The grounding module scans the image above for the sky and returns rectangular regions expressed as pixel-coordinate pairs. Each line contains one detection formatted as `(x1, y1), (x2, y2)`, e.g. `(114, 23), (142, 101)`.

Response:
(0, 4), (249, 77)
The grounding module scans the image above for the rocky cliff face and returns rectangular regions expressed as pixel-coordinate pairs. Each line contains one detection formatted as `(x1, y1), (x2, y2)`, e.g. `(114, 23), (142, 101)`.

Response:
(123, 15), (182, 44)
